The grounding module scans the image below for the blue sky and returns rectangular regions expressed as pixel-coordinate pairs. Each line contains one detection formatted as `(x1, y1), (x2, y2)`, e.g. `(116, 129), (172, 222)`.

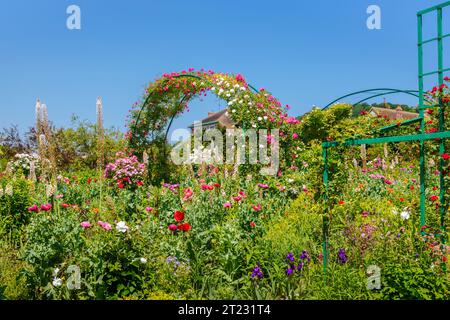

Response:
(1, 0), (449, 135)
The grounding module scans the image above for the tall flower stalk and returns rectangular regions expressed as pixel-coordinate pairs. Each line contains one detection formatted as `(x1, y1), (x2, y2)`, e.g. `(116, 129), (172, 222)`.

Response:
(35, 100), (57, 185)
(96, 97), (105, 210)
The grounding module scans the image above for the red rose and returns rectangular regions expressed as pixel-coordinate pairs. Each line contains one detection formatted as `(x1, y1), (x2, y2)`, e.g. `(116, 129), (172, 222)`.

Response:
(174, 211), (185, 222)
(430, 195), (439, 202)
(442, 153), (450, 160)
(178, 223), (191, 231)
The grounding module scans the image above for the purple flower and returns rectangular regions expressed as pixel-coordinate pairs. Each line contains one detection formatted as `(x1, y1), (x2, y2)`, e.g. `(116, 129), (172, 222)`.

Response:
(299, 250), (310, 262)
(337, 248), (348, 264)
(251, 263), (264, 279)
(285, 252), (295, 262)
(297, 263), (304, 271)
(286, 267), (294, 276)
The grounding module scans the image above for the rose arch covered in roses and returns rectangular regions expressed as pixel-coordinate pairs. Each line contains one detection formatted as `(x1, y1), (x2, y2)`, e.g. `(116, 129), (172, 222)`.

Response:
(126, 69), (301, 182)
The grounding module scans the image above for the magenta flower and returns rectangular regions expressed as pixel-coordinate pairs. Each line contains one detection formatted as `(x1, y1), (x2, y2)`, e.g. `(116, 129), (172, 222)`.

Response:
(98, 221), (112, 231)
(80, 221), (91, 229)
(168, 224), (178, 231)
(223, 202), (232, 208)
(258, 183), (269, 189)
(40, 204), (52, 211)
(28, 205), (39, 212)
(145, 207), (153, 213)
(292, 133), (299, 140)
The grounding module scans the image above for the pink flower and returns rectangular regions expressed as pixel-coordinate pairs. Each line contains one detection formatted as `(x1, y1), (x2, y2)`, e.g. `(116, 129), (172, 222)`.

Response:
(238, 191), (247, 198)
(384, 179), (393, 185)
(236, 74), (246, 83)
(223, 202), (232, 208)
(183, 188), (194, 201)
(145, 207), (153, 213)
(252, 204), (262, 212)
(292, 133), (299, 140)
(40, 204), (52, 211)
(98, 221), (112, 231)
(168, 224), (178, 231)
(258, 183), (269, 189)
(233, 196), (242, 202)
(80, 221), (91, 229)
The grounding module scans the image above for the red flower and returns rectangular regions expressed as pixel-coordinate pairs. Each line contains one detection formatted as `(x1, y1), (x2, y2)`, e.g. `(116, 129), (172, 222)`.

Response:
(87, 178), (92, 184)
(62, 203), (70, 209)
(233, 196), (242, 202)
(442, 153), (450, 160)
(250, 221), (256, 228)
(214, 183), (221, 188)
(384, 179), (393, 185)
(118, 183), (125, 189)
(168, 224), (178, 231)
(174, 211), (185, 222)
(136, 181), (144, 187)
(178, 223), (191, 231)
(338, 200), (345, 205)
(399, 198), (405, 202)
(445, 76), (450, 81)
(430, 195), (439, 202)
(425, 109), (433, 115)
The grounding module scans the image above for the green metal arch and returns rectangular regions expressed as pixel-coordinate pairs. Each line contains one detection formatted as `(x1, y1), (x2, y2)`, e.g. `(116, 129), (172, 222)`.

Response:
(322, 88), (423, 110)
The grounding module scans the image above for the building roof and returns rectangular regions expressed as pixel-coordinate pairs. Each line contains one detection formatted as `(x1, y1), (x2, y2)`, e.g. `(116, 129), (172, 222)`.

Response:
(369, 106), (423, 120)
(189, 109), (235, 129)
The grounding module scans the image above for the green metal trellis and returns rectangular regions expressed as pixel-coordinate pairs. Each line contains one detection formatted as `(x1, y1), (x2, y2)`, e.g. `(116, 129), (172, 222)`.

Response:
(322, 1), (450, 278)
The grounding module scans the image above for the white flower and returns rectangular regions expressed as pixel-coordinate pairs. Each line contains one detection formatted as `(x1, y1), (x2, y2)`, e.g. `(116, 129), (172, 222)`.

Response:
(52, 268), (60, 277)
(232, 109), (236, 113)
(258, 117), (262, 121)
(287, 179), (294, 183)
(400, 209), (410, 220)
(116, 221), (129, 233)
(392, 208), (399, 215)
(228, 101), (234, 106)
(230, 89), (235, 94)
(226, 93), (231, 97)
(252, 124), (257, 128)
(52, 277), (63, 287)
(140, 257), (147, 264)
(226, 82), (230, 87)
(218, 88), (224, 95)
(263, 116), (268, 120)
(239, 100), (243, 104)
(211, 87), (216, 91)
